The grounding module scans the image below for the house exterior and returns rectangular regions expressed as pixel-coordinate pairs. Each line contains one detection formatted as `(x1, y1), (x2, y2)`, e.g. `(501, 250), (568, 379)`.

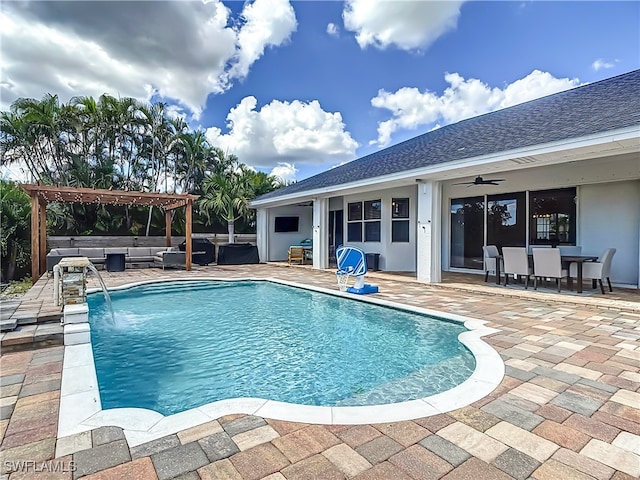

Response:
(251, 70), (640, 289)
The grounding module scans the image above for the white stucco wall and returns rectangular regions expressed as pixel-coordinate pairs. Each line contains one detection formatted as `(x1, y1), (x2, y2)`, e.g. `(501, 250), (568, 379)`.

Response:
(267, 205), (313, 261)
(578, 180), (640, 287)
(343, 186), (417, 272)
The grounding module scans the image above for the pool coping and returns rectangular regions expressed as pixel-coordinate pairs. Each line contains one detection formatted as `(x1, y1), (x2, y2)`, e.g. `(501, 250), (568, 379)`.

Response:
(58, 276), (504, 449)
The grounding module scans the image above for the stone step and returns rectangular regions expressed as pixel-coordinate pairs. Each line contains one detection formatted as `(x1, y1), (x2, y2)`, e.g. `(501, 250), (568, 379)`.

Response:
(0, 322), (64, 353)
(0, 318), (17, 332)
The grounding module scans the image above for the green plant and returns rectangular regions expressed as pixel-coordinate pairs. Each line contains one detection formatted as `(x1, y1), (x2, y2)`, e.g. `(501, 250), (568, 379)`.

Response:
(0, 180), (31, 281)
(0, 278), (32, 299)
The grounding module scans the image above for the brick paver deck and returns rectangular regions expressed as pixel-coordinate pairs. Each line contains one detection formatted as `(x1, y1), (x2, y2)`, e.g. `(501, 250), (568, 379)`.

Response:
(1, 264), (638, 479)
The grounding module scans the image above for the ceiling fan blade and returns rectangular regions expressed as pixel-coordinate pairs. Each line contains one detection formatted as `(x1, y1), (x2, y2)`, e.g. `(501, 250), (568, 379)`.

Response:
(454, 177), (505, 186)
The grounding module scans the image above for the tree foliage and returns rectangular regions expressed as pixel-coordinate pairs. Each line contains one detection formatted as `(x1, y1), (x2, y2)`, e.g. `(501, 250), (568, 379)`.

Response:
(199, 153), (285, 239)
(1, 94), (283, 237)
(1, 180), (31, 281)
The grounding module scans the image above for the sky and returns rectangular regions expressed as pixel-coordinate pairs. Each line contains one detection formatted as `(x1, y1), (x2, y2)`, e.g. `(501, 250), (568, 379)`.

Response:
(1, 0), (639, 183)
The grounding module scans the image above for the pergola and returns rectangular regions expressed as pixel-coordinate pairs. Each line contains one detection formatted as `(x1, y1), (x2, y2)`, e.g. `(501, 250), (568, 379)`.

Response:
(21, 184), (199, 282)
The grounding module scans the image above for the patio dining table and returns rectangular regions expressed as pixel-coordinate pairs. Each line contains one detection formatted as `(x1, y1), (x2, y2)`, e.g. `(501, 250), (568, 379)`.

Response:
(494, 253), (599, 293)
(561, 255), (599, 293)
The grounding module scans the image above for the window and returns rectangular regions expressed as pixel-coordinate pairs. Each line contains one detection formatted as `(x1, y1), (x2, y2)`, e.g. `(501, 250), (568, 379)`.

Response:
(347, 222), (362, 242)
(348, 202), (362, 221)
(392, 198), (409, 218)
(364, 200), (381, 220)
(274, 216), (299, 232)
(487, 192), (527, 249)
(529, 188), (576, 245)
(365, 221), (381, 242)
(391, 198), (409, 242)
(347, 200), (381, 242)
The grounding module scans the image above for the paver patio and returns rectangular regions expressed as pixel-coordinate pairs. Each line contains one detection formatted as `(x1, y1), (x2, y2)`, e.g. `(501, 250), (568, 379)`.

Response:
(0, 264), (638, 479)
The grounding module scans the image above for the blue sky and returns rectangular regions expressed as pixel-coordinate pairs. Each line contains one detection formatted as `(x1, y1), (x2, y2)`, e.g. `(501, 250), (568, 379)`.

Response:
(2, 1), (638, 182)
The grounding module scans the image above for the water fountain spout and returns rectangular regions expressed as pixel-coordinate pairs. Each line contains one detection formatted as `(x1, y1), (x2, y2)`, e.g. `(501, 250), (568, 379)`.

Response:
(86, 263), (116, 325)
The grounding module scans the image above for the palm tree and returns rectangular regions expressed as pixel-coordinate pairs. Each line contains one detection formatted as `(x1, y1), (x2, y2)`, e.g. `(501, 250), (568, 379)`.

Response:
(0, 111), (43, 182)
(174, 130), (213, 194)
(6, 94), (69, 183)
(199, 162), (284, 239)
(199, 164), (254, 241)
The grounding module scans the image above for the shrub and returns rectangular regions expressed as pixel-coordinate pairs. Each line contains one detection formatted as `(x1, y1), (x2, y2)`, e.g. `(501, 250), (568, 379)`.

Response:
(1, 180), (31, 281)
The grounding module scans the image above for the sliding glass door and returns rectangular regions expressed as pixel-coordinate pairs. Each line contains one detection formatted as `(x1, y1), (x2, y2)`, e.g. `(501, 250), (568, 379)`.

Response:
(450, 188), (576, 270)
(450, 197), (484, 269)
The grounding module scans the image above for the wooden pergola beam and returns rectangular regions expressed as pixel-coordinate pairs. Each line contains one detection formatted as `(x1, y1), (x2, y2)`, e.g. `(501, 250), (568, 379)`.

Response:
(39, 202), (47, 277)
(21, 184), (198, 209)
(186, 200), (193, 271)
(165, 210), (172, 247)
(22, 184), (199, 282)
(30, 194), (40, 282)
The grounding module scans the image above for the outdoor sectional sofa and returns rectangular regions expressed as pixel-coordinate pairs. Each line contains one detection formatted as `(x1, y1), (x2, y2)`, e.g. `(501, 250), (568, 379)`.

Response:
(152, 247), (186, 270)
(46, 247), (168, 271)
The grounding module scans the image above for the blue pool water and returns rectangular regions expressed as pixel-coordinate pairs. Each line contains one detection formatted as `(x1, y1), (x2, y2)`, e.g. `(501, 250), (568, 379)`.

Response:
(88, 280), (476, 415)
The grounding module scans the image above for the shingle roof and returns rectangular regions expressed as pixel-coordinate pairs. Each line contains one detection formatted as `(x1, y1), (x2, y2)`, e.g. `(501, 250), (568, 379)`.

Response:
(256, 69), (640, 202)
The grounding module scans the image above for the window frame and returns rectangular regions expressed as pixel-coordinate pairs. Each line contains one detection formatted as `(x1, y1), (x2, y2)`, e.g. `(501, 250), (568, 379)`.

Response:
(347, 199), (382, 242)
(390, 198), (410, 242)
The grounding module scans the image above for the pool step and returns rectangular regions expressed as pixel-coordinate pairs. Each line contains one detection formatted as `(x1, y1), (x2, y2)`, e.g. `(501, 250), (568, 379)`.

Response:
(131, 281), (242, 296)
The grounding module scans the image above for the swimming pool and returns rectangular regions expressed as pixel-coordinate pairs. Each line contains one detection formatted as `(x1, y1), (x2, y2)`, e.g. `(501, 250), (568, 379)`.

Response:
(59, 277), (503, 444)
(88, 280), (476, 415)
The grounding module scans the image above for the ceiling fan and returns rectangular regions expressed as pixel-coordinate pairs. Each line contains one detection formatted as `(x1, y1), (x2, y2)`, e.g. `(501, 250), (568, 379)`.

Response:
(454, 176), (506, 186)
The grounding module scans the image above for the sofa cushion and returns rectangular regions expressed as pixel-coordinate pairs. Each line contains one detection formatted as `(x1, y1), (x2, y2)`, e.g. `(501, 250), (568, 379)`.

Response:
(79, 248), (106, 259)
(128, 257), (154, 263)
(127, 247), (152, 257)
(52, 248), (80, 256)
(105, 247), (128, 254)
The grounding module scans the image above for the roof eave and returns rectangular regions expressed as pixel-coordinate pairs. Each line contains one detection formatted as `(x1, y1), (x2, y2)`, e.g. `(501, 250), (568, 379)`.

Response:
(250, 125), (640, 208)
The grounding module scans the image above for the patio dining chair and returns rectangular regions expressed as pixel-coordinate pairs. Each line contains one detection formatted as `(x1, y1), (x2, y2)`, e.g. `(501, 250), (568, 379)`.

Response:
(528, 244), (551, 254)
(569, 248), (616, 294)
(532, 247), (568, 292)
(502, 247), (532, 288)
(482, 245), (501, 282)
(558, 245), (582, 256)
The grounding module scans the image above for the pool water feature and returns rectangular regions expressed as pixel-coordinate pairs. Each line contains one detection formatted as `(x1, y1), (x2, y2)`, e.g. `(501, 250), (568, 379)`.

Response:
(88, 280), (476, 416)
(86, 263), (115, 325)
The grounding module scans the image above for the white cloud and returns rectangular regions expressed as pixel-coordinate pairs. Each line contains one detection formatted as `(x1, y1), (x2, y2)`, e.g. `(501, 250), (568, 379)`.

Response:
(343, 0), (465, 51)
(205, 96), (358, 169)
(0, 1), (297, 118)
(270, 162), (298, 182)
(230, 0), (297, 80)
(327, 23), (339, 37)
(371, 70), (581, 146)
(592, 58), (617, 71)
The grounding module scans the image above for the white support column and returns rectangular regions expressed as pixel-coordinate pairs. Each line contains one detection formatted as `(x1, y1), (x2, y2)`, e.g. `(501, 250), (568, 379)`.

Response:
(312, 198), (329, 269)
(416, 180), (442, 283)
(256, 208), (269, 263)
